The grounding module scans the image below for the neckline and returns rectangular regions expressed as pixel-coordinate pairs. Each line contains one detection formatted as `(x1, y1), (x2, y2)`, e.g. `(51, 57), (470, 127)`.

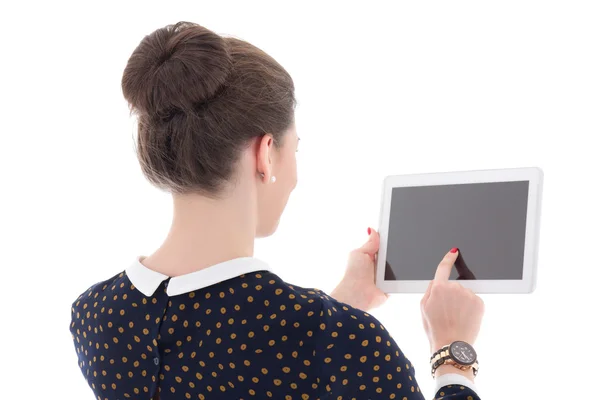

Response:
(125, 256), (272, 297)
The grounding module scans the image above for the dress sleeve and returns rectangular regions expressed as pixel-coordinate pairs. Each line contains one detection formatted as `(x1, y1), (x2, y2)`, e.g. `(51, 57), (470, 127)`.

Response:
(313, 294), (481, 400)
(435, 373), (480, 398)
(435, 382), (480, 400)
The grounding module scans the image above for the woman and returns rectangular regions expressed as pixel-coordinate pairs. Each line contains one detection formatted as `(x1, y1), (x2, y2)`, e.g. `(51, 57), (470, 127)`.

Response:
(70, 21), (484, 400)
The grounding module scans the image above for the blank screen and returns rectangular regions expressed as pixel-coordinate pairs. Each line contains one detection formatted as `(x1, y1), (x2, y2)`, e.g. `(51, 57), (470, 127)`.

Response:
(384, 181), (529, 281)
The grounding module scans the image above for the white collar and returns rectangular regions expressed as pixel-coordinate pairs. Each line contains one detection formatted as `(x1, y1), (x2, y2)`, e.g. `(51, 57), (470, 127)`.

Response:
(126, 256), (272, 297)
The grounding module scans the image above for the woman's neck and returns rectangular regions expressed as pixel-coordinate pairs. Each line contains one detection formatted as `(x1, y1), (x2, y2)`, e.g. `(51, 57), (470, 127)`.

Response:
(141, 190), (256, 277)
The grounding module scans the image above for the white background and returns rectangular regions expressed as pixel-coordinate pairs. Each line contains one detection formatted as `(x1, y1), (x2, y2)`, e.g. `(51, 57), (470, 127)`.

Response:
(1, 1), (598, 399)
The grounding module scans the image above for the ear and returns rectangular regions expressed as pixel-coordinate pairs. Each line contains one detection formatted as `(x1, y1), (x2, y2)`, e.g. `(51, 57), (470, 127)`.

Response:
(256, 134), (275, 183)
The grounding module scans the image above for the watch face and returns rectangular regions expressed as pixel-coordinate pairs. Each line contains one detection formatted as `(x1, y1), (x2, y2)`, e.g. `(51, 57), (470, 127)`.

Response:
(449, 341), (477, 365)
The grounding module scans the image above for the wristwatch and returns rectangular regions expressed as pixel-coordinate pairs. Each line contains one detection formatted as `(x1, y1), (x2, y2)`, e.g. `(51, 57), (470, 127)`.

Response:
(430, 341), (479, 378)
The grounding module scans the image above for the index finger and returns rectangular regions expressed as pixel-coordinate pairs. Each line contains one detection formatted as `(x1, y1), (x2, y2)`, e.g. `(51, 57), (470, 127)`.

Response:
(434, 248), (459, 281)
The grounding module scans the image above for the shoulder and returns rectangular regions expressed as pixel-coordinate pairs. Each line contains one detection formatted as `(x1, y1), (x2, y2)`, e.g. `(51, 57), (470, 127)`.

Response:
(272, 276), (393, 341)
(70, 270), (153, 336)
(273, 276), (402, 355)
(252, 272), (329, 329)
(70, 271), (126, 312)
(316, 294), (398, 350)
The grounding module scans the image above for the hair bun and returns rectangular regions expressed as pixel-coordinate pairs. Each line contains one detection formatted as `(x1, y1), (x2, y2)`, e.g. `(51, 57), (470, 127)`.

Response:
(122, 21), (232, 117)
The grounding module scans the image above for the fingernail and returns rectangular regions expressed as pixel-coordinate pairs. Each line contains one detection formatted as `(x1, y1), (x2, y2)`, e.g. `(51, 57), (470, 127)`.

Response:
(367, 227), (372, 235)
(450, 247), (458, 253)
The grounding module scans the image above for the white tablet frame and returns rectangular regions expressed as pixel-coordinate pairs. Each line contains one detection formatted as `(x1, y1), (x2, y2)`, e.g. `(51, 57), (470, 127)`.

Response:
(375, 167), (544, 294)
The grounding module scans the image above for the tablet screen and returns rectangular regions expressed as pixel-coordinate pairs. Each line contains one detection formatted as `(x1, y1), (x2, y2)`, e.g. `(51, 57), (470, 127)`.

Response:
(384, 181), (529, 281)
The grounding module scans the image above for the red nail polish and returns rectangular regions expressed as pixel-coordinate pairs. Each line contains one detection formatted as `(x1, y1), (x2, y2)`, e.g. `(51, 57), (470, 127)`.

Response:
(367, 228), (372, 235)
(450, 247), (458, 253)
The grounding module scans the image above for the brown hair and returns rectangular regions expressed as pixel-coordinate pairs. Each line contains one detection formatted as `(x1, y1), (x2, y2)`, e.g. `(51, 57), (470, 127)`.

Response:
(121, 21), (296, 195)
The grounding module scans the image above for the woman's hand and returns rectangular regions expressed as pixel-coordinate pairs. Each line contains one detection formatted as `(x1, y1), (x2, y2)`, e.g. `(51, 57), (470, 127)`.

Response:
(421, 249), (485, 355)
(330, 228), (389, 311)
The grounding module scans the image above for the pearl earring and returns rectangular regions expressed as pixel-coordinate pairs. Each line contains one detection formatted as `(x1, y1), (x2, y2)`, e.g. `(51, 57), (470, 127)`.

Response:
(259, 172), (276, 183)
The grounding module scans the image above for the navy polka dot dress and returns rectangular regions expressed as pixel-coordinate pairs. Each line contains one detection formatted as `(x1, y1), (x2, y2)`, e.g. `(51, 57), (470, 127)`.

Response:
(70, 261), (481, 400)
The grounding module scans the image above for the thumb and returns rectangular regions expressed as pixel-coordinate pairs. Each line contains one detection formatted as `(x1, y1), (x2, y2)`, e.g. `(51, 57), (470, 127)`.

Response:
(360, 228), (380, 258)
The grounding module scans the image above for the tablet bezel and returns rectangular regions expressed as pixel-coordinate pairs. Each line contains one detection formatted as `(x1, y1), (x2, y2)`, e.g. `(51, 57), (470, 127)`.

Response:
(375, 167), (543, 294)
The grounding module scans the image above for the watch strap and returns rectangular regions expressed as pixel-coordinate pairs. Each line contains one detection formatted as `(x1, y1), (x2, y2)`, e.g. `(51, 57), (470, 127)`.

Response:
(430, 344), (479, 378)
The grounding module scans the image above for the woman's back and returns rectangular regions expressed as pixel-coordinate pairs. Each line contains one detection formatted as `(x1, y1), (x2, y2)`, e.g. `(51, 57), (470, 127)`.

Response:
(71, 258), (424, 399)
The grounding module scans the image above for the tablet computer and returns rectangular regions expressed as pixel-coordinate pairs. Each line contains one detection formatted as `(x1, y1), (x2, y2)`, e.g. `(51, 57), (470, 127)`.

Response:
(375, 167), (543, 294)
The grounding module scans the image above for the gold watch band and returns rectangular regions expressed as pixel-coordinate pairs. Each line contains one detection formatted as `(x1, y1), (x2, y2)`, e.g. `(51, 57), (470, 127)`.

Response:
(430, 344), (479, 378)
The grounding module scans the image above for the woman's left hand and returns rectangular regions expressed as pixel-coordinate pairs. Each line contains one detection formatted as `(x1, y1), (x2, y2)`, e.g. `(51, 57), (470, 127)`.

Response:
(330, 228), (389, 311)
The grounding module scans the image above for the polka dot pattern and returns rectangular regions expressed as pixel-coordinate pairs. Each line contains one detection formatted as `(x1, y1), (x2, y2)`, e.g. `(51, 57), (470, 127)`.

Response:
(71, 270), (480, 399)
(433, 385), (479, 400)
